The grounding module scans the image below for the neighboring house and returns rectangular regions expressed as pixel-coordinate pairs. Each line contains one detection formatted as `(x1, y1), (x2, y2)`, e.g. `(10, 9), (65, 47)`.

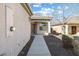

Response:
(51, 16), (79, 35)
(31, 15), (52, 35)
(0, 3), (32, 56)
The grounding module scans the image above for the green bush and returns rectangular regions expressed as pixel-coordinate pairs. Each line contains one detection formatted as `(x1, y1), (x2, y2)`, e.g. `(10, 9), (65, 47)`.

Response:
(62, 35), (73, 40)
(62, 34), (73, 49)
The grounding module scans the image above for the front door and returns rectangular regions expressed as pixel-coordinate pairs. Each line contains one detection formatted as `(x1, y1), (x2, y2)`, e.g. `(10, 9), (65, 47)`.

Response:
(71, 26), (76, 34)
(31, 22), (37, 35)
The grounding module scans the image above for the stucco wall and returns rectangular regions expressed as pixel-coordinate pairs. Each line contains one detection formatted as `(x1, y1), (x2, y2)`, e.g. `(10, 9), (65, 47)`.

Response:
(0, 4), (31, 56)
(52, 24), (79, 35)
(52, 25), (63, 34)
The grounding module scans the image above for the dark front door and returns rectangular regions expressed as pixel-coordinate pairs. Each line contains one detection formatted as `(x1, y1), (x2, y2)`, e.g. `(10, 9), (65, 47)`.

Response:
(71, 26), (76, 34)
(33, 23), (37, 34)
(33, 24), (36, 34)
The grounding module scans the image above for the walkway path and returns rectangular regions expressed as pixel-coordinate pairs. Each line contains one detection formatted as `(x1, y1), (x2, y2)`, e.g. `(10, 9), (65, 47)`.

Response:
(27, 35), (51, 56)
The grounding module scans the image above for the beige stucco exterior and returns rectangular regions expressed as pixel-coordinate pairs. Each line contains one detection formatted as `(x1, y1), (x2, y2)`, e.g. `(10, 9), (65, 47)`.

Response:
(52, 25), (63, 34)
(52, 24), (70, 35)
(52, 16), (79, 35)
(0, 3), (32, 56)
(52, 24), (79, 35)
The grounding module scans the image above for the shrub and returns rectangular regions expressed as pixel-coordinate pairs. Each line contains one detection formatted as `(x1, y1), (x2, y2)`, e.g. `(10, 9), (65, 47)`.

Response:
(62, 34), (73, 49)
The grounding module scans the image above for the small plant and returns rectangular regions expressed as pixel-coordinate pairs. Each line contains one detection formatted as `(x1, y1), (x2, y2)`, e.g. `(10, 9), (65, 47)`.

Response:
(62, 34), (73, 49)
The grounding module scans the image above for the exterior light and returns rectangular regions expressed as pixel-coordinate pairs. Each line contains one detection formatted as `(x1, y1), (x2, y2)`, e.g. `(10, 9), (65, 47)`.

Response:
(10, 26), (16, 32)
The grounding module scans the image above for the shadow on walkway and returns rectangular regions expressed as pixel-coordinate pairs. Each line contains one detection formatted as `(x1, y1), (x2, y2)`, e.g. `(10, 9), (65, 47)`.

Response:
(44, 35), (76, 56)
(18, 36), (34, 56)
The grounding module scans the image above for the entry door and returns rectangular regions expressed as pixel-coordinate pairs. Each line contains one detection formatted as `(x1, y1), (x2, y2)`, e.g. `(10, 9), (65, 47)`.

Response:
(33, 23), (37, 34)
(71, 26), (76, 34)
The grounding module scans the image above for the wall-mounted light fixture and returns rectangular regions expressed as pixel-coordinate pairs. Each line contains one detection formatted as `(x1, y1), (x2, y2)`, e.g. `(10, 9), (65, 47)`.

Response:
(10, 26), (16, 32)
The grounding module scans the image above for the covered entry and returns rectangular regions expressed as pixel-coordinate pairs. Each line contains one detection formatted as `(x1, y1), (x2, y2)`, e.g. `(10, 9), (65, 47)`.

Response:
(31, 15), (52, 35)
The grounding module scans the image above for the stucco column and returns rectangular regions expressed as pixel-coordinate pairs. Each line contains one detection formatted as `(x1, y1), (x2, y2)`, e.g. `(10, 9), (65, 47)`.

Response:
(48, 21), (51, 34)
(65, 25), (68, 35)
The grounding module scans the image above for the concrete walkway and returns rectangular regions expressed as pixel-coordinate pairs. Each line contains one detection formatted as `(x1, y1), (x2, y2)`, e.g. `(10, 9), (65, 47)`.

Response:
(27, 35), (51, 56)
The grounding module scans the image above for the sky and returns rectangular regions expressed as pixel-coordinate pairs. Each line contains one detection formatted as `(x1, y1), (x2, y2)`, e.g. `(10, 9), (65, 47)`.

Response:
(29, 3), (79, 24)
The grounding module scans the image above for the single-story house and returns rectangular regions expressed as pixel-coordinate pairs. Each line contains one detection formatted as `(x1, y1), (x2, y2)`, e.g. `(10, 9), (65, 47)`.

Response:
(0, 3), (32, 56)
(31, 15), (52, 35)
(51, 16), (79, 35)
(0, 3), (52, 56)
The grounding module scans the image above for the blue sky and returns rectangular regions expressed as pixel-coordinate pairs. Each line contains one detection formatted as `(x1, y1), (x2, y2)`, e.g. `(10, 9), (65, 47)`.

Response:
(29, 3), (79, 23)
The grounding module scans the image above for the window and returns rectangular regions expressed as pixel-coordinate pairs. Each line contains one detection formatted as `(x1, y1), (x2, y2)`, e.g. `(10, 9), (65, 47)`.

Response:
(40, 26), (43, 30)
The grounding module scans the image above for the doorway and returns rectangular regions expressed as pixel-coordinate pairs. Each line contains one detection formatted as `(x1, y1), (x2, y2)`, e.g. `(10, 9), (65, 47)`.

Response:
(31, 22), (37, 35)
(71, 26), (77, 34)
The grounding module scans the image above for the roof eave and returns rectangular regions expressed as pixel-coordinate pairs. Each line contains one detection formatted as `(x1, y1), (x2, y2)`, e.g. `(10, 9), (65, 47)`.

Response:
(31, 15), (53, 20)
(20, 3), (33, 16)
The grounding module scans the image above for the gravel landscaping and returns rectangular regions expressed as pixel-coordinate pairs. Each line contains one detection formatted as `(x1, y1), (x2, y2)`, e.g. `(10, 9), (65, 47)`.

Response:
(18, 36), (34, 56)
(44, 35), (76, 56)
